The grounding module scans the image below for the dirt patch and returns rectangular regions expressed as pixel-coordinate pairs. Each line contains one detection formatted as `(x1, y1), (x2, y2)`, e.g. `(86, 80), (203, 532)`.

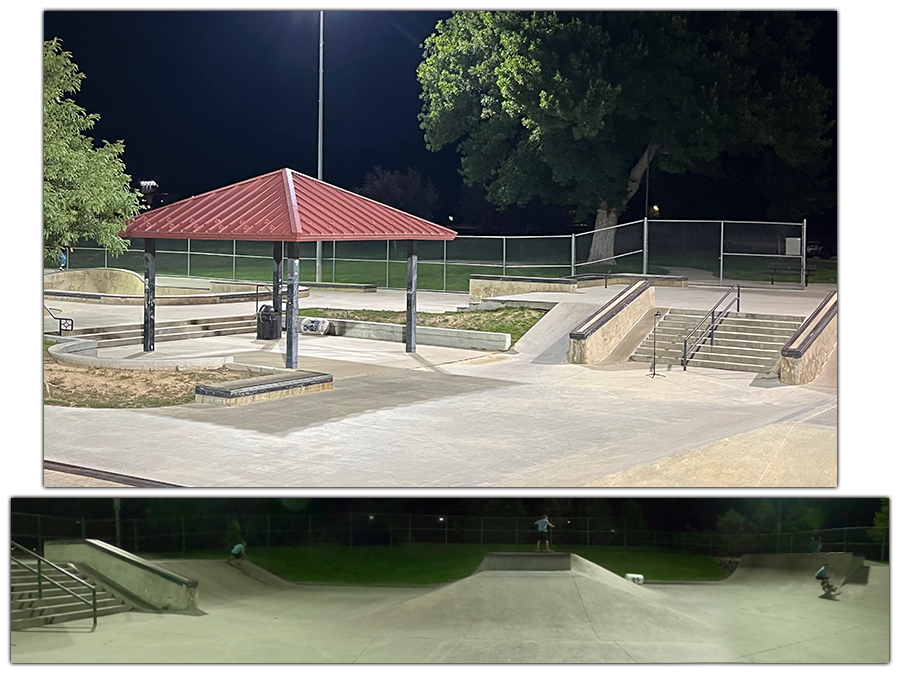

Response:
(43, 350), (254, 408)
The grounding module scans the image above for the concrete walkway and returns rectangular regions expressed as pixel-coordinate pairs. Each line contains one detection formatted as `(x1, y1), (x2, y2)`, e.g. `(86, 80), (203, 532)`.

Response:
(10, 554), (886, 664)
(43, 283), (837, 488)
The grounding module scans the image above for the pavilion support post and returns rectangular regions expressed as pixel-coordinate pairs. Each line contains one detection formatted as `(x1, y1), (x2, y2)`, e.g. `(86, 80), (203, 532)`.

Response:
(285, 242), (300, 369)
(142, 238), (156, 352)
(406, 240), (417, 353)
(272, 241), (283, 315)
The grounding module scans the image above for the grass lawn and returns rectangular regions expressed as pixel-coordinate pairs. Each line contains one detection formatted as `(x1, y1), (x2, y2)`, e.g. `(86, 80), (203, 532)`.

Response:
(150, 543), (728, 584)
(297, 306), (547, 345)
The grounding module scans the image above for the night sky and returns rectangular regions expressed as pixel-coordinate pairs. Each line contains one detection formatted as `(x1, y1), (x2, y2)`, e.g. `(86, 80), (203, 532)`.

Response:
(41, 8), (837, 237)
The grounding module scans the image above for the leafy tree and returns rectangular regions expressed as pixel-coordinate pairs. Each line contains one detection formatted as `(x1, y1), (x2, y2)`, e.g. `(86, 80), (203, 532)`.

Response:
(418, 11), (833, 261)
(751, 499), (778, 533)
(867, 499), (889, 544)
(44, 39), (142, 263)
(352, 166), (441, 220)
(717, 508), (751, 535)
(782, 501), (826, 532)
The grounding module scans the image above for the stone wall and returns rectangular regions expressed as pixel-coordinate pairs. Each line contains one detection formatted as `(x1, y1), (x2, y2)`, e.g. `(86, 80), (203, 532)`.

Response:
(568, 283), (655, 364)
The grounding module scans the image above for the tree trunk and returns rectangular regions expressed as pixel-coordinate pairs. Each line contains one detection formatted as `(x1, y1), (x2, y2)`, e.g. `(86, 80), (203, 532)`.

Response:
(586, 144), (660, 267)
(587, 204), (621, 265)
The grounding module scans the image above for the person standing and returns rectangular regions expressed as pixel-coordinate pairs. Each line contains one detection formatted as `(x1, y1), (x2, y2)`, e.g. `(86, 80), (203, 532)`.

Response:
(811, 529), (821, 553)
(534, 515), (555, 552)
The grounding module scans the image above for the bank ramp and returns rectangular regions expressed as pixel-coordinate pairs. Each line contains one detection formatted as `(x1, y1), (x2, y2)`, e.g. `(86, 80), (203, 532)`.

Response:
(346, 552), (717, 646)
(728, 553), (867, 589)
(150, 559), (297, 608)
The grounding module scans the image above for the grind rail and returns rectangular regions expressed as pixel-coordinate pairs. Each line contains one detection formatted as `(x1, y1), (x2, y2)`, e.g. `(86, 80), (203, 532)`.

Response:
(681, 284), (741, 370)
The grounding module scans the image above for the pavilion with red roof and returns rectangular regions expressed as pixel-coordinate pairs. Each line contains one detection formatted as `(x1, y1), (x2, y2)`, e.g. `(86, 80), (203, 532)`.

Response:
(121, 168), (457, 367)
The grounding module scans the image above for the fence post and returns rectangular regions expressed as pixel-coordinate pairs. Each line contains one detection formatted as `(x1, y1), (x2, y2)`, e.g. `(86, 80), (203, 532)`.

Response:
(571, 234), (576, 276)
(642, 217), (649, 275)
(386, 240), (390, 289)
(843, 527), (848, 553)
(232, 240), (237, 280)
(801, 219), (808, 288)
(37, 515), (42, 553)
(187, 239), (191, 276)
(719, 221), (725, 285)
(502, 237), (507, 276)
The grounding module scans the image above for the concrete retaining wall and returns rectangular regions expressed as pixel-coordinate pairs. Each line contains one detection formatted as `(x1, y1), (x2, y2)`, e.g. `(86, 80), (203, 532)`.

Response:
(780, 290), (837, 385)
(568, 281), (655, 364)
(44, 268), (145, 295)
(44, 539), (198, 611)
(476, 552), (572, 572)
(469, 276), (577, 304)
(328, 319), (511, 351)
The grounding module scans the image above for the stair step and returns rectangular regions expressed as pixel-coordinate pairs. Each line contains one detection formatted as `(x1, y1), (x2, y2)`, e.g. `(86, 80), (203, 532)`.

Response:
(11, 603), (132, 631)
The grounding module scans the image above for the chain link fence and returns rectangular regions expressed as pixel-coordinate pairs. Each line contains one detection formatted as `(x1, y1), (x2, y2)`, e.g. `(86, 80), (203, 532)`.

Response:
(46, 218), (807, 292)
(11, 512), (888, 563)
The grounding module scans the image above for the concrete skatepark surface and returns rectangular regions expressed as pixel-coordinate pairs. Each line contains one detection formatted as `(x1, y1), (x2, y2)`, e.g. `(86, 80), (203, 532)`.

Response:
(10, 552), (886, 664)
(42, 283), (837, 487)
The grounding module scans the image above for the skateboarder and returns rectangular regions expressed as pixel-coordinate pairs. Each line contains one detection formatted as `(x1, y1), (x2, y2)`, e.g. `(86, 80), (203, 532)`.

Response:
(228, 540), (247, 566)
(535, 515), (555, 552)
(815, 563), (835, 593)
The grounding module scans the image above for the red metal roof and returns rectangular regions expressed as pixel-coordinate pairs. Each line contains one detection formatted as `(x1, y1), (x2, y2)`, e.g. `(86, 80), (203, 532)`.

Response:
(121, 168), (457, 242)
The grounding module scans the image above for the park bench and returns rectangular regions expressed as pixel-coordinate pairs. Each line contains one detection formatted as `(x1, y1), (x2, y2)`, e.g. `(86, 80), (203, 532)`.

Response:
(767, 262), (816, 284)
(195, 369), (333, 407)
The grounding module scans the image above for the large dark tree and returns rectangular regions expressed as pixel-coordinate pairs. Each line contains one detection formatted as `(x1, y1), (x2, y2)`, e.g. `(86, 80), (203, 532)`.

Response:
(43, 39), (143, 263)
(352, 166), (441, 220)
(418, 11), (834, 262)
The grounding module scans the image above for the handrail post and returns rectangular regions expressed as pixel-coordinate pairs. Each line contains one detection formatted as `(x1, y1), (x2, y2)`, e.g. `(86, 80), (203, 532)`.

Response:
(37, 557), (43, 599)
(92, 587), (98, 630)
(736, 285), (741, 313)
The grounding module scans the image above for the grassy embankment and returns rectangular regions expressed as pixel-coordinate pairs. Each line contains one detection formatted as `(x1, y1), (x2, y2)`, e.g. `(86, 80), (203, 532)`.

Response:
(152, 543), (728, 585)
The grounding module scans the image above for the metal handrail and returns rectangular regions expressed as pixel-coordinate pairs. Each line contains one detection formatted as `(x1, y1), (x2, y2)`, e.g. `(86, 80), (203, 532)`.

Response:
(11, 541), (97, 630)
(44, 305), (74, 335)
(681, 284), (741, 370)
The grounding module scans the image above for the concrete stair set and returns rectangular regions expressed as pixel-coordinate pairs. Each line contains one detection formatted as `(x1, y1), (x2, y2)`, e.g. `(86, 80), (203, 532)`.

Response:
(69, 314), (263, 348)
(631, 308), (805, 374)
(10, 559), (132, 630)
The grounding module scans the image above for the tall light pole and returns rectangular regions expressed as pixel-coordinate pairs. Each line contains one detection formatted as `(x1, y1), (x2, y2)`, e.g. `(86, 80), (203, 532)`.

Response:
(315, 10), (324, 282)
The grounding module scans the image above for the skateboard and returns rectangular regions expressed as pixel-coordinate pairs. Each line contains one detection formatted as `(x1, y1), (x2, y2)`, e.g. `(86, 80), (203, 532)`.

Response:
(820, 581), (839, 598)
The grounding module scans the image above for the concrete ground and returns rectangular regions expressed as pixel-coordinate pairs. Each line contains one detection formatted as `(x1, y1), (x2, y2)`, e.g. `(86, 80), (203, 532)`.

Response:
(43, 282), (838, 487)
(10, 553), (886, 664)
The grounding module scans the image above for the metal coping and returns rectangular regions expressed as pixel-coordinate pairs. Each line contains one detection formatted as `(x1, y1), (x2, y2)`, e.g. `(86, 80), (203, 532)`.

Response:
(569, 280), (651, 341)
(44, 460), (182, 487)
(195, 371), (333, 398)
(781, 290), (837, 358)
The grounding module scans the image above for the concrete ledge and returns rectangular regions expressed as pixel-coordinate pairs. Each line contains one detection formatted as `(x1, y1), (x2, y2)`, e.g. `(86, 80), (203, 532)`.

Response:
(469, 273), (686, 303)
(46, 337), (233, 370)
(328, 319), (511, 351)
(568, 281), (655, 364)
(780, 290), (837, 385)
(469, 275), (577, 303)
(44, 539), (198, 611)
(476, 553), (572, 572)
(195, 370), (334, 407)
(44, 288), (310, 306)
